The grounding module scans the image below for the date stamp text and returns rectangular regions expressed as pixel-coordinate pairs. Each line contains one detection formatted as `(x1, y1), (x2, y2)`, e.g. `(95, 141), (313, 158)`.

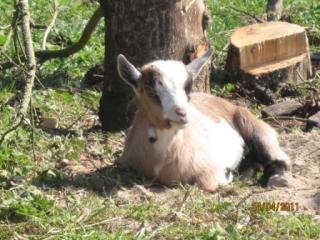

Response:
(251, 202), (299, 212)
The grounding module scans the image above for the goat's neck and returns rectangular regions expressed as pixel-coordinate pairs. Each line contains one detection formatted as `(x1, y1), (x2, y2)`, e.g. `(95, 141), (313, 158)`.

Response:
(137, 103), (170, 129)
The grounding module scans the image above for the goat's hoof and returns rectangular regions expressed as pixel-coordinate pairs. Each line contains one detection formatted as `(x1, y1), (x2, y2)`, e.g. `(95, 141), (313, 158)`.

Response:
(202, 185), (219, 193)
(267, 173), (290, 188)
(198, 179), (218, 193)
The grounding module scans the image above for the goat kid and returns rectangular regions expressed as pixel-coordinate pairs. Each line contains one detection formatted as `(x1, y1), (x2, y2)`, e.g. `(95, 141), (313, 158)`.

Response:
(117, 49), (290, 192)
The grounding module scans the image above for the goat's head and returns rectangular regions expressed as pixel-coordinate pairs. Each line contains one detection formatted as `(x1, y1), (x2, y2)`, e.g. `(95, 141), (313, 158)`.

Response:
(117, 49), (213, 129)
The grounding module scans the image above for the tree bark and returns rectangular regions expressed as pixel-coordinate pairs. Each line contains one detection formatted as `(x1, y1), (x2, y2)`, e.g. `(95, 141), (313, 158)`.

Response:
(99, 0), (211, 131)
(19, 0), (36, 115)
(266, 0), (283, 21)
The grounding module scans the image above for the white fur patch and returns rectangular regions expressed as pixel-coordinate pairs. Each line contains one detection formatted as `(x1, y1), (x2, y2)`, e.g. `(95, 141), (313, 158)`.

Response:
(152, 106), (245, 184)
(188, 107), (244, 183)
(150, 61), (190, 123)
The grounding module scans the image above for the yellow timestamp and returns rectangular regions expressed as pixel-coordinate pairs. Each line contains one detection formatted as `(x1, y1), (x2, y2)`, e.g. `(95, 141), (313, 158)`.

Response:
(251, 202), (299, 212)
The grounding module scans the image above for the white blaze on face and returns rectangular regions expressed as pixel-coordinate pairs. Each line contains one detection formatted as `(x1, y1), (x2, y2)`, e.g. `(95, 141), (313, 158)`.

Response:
(150, 60), (190, 125)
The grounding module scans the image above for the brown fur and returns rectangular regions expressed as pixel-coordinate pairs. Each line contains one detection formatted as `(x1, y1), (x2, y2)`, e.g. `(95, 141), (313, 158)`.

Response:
(117, 51), (289, 191)
(121, 108), (221, 192)
(120, 92), (289, 192)
(192, 93), (289, 165)
(136, 66), (170, 129)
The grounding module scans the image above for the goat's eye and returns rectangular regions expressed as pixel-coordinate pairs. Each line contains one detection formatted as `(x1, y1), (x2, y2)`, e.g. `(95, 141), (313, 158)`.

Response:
(184, 80), (192, 94)
(155, 79), (163, 86)
(146, 78), (155, 87)
(145, 85), (161, 106)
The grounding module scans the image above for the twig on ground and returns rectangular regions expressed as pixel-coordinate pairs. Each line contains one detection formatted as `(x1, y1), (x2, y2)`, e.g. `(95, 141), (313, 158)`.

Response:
(82, 217), (122, 228)
(229, 6), (263, 23)
(65, 110), (89, 130)
(0, 114), (24, 145)
(262, 116), (309, 122)
(296, 68), (307, 82)
(149, 223), (174, 239)
(176, 187), (192, 212)
(235, 192), (253, 223)
(106, 137), (124, 147)
(301, 147), (320, 158)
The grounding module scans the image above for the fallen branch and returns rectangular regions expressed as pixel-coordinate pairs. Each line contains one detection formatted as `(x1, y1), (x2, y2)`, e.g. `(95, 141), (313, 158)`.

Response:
(262, 116), (309, 122)
(42, 0), (58, 50)
(0, 7), (103, 71)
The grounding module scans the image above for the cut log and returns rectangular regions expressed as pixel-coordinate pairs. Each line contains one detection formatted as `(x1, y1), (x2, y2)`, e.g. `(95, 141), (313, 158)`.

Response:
(226, 22), (312, 92)
(261, 100), (303, 117)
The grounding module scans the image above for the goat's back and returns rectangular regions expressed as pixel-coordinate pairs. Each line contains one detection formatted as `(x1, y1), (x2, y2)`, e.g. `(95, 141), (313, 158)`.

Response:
(190, 93), (237, 124)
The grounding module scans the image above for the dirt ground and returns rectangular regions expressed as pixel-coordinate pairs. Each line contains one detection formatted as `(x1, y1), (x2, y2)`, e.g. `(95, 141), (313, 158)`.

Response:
(248, 130), (320, 212)
(119, 130), (320, 211)
(61, 128), (320, 215)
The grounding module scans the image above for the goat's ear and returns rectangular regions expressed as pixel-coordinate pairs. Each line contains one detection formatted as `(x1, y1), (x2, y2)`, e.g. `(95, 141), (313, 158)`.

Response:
(117, 54), (141, 89)
(186, 48), (213, 80)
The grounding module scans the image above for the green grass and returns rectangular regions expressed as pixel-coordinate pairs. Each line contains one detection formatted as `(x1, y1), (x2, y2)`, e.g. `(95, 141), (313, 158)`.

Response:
(0, 0), (320, 239)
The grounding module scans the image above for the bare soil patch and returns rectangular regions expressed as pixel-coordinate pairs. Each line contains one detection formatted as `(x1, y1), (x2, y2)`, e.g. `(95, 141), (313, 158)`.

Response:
(57, 128), (320, 214)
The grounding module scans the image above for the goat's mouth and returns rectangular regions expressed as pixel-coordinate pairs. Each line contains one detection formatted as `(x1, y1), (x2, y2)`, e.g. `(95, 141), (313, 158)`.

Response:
(167, 118), (189, 126)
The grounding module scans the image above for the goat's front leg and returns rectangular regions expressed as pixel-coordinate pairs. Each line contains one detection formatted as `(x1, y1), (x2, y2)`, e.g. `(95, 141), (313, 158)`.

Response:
(197, 175), (219, 192)
(197, 168), (232, 192)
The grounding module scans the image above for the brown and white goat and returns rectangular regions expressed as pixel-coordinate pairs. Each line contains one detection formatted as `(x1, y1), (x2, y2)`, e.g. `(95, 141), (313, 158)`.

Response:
(117, 49), (290, 192)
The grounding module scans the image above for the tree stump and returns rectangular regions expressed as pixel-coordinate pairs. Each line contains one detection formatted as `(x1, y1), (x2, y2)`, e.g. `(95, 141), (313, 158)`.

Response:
(99, 0), (211, 131)
(226, 22), (312, 95)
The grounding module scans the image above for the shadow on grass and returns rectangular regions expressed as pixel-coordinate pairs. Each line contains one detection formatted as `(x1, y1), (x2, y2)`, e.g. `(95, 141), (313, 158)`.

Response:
(33, 163), (147, 196)
(38, 125), (102, 137)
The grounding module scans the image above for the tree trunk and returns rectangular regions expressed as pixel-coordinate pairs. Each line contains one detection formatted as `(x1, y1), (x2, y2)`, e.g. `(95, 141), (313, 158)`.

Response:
(266, 0), (283, 21)
(99, 0), (211, 131)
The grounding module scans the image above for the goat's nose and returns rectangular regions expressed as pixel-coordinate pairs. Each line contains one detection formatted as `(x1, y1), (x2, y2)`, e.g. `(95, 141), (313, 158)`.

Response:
(175, 107), (187, 117)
